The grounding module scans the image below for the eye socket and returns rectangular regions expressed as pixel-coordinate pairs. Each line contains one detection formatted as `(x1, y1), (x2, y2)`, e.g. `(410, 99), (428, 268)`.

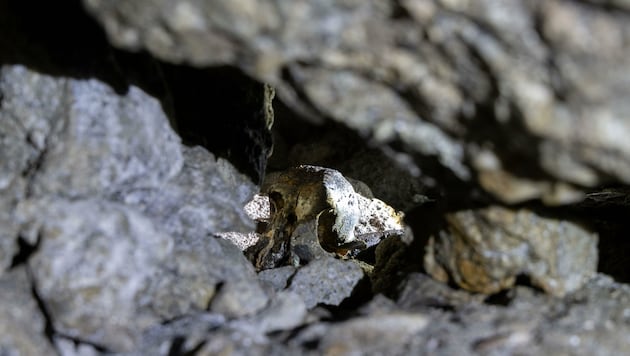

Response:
(316, 209), (338, 253)
(268, 191), (284, 212)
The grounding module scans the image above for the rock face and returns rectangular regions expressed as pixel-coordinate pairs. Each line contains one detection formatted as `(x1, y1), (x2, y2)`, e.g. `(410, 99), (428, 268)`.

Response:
(84, 0), (630, 204)
(424, 207), (599, 296)
(288, 257), (365, 309)
(0, 64), (265, 352)
(0, 268), (57, 355)
(3, 0), (630, 355)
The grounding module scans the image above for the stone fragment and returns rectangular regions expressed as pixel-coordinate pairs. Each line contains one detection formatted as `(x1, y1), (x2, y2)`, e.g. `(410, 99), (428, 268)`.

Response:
(151, 237), (268, 321)
(209, 277), (269, 318)
(21, 68), (182, 199)
(257, 265), (297, 293)
(316, 313), (429, 355)
(54, 337), (100, 356)
(1, 64), (265, 352)
(20, 199), (173, 352)
(0, 197), (19, 274)
(397, 273), (484, 310)
(288, 257), (364, 309)
(0, 65), (65, 274)
(424, 206), (598, 296)
(0, 267), (57, 355)
(121, 145), (257, 240)
(131, 313), (227, 356)
(229, 291), (307, 335)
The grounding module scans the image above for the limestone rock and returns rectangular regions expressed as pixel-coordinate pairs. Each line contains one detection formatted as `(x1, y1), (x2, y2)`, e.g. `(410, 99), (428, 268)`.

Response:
(121, 145), (256, 240)
(424, 207), (598, 296)
(258, 265), (297, 293)
(1, 64), (264, 352)
(394, 274), (630, 355)
(316, 313), (430, 355)
(288, 257), (364, 309)
(130, 313), (227, 356)
(150, 236), (268, 321)
(0, 267), (57, 355)
(85, 0), (630, 204)
(21, 199), (172, 351)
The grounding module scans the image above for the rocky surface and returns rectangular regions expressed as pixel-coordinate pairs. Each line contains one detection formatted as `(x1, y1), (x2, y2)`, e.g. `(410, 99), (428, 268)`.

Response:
(3, 0), (630, 355)
(0, 267), (56, 355)
(84, 0), (630, 204)
(424, 206), (599, 296)
(0, 64), (265, 352)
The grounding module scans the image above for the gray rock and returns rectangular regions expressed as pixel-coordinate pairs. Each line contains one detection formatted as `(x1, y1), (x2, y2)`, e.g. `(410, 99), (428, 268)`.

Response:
(209, 270), (270, 318)
(6, 1), (630, 354)
(316, 313), (430, 355)
(228, 291), (307, 336)
(0, 66), (183, 199)
(150, 237), (268, 321)
(397, 273), (484, 310)
(424, 206), (598, 296)
(54, 337), (100, 356)
(395, 274), (630, 355)
(0, 65), (63, 273)
(20, 198), (173, 352)
(258, 265), (297, 293)
(0, 197), (19, 274)
(0, 267), (57, 355)
(121, 145), (256, 241)
(1, 63), (265, 352)
(128, 313), (227, 356)
(18, 197), (264, 353)
(288, 257), (364, 309)
(85, 0), (630, 204)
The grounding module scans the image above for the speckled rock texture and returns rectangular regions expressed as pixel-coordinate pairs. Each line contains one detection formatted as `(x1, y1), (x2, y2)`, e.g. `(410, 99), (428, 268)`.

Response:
(424, 206), (599, 296)
(0, 64), (265, 352)
(0, 268), (56, 355)
(85, 0), (630, 205)
(3, 0), (630, 355)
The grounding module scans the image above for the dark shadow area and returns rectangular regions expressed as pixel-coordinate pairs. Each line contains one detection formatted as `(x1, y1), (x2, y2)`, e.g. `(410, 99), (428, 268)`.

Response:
(9, 235), (39, 268)
(159, 64), (272, 184)
(570, 187), (630, 284)
(0, 0), (272, 184)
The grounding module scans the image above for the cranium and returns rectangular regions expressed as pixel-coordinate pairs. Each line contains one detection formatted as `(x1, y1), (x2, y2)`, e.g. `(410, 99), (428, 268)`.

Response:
(245, 165), (404, 270)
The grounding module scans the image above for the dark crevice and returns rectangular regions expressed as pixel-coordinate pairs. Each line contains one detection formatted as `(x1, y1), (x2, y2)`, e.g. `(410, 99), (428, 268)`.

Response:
(53, 334), (111, 354)
(531, 6), (570, 104)
(23, 267), (57, 354)
(159, 64), (272, 184)
(165, 335), (207, 355)
(391, 0), (413, 20)
(569, 188), (630, 283)
(483, 286), (516, 306)
(10, 235), (40, 268)
(22, 137), (50, 198)
(1, 0), (273, 185)
(456, 38), (559, 184)
(27, 266), (111, 353)
(278, 63), (331, 122)
(573, 0), (630, 15)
